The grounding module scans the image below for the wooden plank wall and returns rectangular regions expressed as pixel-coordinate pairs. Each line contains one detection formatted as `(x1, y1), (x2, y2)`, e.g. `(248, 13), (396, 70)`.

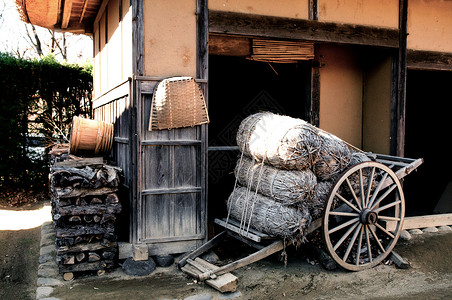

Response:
(134, 79), (206, 255)
(93, 94), (131, 185)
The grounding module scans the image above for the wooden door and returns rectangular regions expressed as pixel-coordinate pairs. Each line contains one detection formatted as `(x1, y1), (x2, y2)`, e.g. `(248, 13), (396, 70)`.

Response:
(134, 80), (207, 255)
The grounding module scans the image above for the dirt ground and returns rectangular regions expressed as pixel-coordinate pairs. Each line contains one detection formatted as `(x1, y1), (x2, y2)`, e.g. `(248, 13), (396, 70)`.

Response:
(1, 198), (452, 300)
(49, 231), (452, 300)
(0, 199), (43, 300)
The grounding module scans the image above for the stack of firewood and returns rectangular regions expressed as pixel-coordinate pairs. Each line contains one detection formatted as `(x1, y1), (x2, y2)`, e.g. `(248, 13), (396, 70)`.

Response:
(50, 154), (123, 280)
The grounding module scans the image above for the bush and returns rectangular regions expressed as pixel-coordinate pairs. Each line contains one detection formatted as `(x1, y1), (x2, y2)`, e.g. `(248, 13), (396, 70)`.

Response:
(0, 53), (92, 189)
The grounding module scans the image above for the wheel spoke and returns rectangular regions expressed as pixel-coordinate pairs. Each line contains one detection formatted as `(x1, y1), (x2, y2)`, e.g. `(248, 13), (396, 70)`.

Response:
(374, 200), (402, 214)
(329, 211), (359, 217)
(370, 184), (397, 211)
(365, 225), (372, 263)
(345, 177), (362, 210)
(328, 217), (360, 234)
(368, 225), (386, 253)
(377, 216), (400, 222)
(355, 226), (364, 266)
(335, 193), (360, 213)
(359, 169), (365, 208)
(364, 167), (375, 207)
(367, 172), (389, 209)
(334, 222), (359, 251)
(343, 224), (362, 262)
(375, 222), (395, 239)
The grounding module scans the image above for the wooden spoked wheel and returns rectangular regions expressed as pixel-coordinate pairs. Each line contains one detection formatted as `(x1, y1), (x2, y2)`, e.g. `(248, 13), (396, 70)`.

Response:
(323, 161), (405, 271)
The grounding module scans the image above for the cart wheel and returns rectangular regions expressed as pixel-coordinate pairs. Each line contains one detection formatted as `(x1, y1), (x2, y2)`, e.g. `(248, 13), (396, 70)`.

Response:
(323, 161), (404, 271)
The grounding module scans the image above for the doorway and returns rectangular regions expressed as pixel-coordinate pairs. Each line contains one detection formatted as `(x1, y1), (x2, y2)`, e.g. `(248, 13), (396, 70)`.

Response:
(404, 69), (452, 215)
(207, 55), (312, 229)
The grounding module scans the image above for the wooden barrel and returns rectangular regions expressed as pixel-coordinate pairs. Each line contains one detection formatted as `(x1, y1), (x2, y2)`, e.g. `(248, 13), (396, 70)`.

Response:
(69, 116), (114, 155)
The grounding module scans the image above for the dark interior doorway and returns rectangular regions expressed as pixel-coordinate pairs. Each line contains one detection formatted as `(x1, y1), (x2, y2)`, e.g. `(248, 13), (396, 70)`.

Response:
(404, 69), (452, 215)
(207, 55), (311, 232)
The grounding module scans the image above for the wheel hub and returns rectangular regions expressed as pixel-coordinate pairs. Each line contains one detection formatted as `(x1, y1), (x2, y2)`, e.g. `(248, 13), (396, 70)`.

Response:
(360, 209), (378, 225)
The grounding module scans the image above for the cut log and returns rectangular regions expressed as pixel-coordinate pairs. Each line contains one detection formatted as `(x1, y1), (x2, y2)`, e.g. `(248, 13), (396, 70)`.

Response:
(93, 215), (101, 223)
(74, 236), (84, 244)
(53, 186), (118, 199)
(101, 214), (116, 224)
(76, 252), (86, 262)
(75, 198), (88, 206)
(105, 193), (119, 204)
(52, 166), (97, 181)
(84, 215), (94, 223)
(68, 216), (82, 223)
(88, 252), (101, 262)
(57, 241), (117, 255)
(58, 260), (114, 273)
(63, 272), (74, 281)
(90, 197), (103, 204)
(55, 224), (115, 238)
(54, 157), (104, 168)
(62, 254), (75, 265)
(102, 251), (116, 260)
(53, 203), (122, 216)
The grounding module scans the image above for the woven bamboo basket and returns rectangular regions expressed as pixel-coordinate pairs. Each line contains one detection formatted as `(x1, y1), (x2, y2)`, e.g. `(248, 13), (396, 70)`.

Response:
(148, 77), (209, 131)
(69, 116), (114, 155)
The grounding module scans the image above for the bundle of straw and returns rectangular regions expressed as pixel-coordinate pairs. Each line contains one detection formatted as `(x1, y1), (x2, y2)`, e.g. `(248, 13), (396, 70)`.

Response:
(312, 130), (351, 180)
(236, 112), (322, 170)
(343, 152), (377, 196)
(310, 181), (334, 220)
(234, 156), (317, 206)
(227, 187), (312, 241)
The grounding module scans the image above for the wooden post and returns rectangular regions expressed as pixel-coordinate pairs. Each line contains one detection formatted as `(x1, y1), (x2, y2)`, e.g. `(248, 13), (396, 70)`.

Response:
(308, 44), (320, 127)
(197, 0), (209, 243)
(309, 0), (318, 21)
(392, 0), (408, 157)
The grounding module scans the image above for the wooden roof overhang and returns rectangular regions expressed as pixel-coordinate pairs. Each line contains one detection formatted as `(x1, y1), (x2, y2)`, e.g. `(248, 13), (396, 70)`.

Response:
(16, 0), (103, 34)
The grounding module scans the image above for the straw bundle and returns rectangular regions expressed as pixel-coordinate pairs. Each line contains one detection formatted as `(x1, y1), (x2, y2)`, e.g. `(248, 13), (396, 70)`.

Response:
(312, 131), (351, 180)
(227, 187), (312, 241)
(344, 152), (377, 195)
(310, 181), (334, 219)
(236, 112), (322, 170)
(234, 156), (317, 206)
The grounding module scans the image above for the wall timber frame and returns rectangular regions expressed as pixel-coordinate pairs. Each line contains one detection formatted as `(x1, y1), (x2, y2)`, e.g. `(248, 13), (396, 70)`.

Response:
(209, 11), (399, 49)
(93, 0), (209, 258)
(407, 50), (452, 72)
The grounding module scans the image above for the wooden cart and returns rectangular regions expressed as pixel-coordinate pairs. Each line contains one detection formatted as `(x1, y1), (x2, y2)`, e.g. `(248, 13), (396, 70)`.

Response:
(178, 153), (423, 292)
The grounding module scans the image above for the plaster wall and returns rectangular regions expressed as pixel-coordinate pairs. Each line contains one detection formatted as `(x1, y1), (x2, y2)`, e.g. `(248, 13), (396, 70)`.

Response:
(93, 0), (132, 98)
(318, 0), (398, 28)
(318, 44), (363, 148)
(362, 55), (392, 154)
(408, 0), (452, 53)
(209, 0), (309, 19)
(143, 0), (197, 77)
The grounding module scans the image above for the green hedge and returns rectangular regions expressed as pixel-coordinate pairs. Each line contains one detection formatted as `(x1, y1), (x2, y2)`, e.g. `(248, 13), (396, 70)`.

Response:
(0, 53), (93, 188)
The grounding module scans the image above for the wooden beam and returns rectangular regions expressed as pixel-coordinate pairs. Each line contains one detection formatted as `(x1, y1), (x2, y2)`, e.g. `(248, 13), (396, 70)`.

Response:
(386, 213), (452, 231)
(62, 0), (73, 29)
(407, 50), (452, 72)
(209, 34), (251, 56)
(209, 10), (399, 48)
(79, 0), (89, 22)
